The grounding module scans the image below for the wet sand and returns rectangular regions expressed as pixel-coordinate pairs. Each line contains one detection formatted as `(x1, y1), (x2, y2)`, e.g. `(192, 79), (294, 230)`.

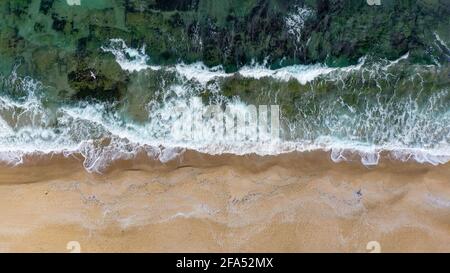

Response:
(0, 150), (449, 252)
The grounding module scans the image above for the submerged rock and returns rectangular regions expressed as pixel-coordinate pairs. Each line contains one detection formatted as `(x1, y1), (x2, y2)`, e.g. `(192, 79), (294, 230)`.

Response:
(0, 0), (448, 102)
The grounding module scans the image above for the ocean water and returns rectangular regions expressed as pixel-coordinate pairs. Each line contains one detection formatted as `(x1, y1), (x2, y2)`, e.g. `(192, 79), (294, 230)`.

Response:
(0, 39), (448, 172)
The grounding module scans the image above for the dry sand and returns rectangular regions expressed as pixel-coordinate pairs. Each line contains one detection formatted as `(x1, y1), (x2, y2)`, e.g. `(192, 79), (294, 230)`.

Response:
(0, 151), (449, 252)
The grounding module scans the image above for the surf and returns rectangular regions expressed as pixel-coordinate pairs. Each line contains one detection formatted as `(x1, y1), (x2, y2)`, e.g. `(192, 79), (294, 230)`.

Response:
(0, 40), (448, 172)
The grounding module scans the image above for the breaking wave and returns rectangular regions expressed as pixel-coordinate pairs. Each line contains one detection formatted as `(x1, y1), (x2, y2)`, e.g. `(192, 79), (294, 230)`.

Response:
(101, 38), (364, 84)
(0, 40), (448, 172)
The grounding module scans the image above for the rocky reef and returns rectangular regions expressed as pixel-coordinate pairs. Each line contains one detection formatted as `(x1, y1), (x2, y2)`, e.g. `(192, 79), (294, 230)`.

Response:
(0, 0), (448, 105)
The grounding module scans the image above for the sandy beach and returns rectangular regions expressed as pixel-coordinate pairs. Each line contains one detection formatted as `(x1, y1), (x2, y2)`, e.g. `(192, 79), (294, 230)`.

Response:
(0, 150), (449, 253)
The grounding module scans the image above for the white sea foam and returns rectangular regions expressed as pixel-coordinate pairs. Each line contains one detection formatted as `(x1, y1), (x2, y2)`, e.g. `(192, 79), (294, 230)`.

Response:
(285, 6), (315, 47)
(0, 117), (13, 136)
(0, 45), (448, 172)
(0, 76), (448, 172)
(101, 39), (160, 72)
(102, 38), (365, 85)
(434, 32), (449, 52)
(174, 62), (229, 84)
(238, 62), (335, 84)
(169, 55), (365, 85)
(426, 193), (450, 209)
(384, 52), (409, 69)
(175, 57), (364, 84)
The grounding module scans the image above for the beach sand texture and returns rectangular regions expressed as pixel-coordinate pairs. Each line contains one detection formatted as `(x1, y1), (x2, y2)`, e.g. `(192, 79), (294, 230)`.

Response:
(0, 151), (449, 252)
